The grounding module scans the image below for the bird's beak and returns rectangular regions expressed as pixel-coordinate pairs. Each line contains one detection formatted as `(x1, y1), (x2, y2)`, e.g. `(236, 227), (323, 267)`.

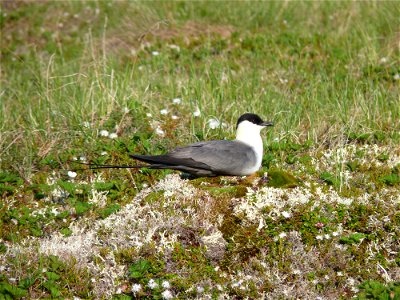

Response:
(261, 121), (274, 127)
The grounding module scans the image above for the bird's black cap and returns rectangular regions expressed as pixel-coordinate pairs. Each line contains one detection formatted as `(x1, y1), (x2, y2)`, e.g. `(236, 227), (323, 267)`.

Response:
(236, 113), (274, 128)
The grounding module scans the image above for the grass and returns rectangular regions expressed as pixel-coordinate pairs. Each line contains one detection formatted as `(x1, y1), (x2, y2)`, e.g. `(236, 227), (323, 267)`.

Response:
(1, 1), (399, 299)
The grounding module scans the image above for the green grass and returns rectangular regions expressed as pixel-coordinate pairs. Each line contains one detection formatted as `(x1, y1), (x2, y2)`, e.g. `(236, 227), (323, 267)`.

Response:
(1, 1), (399, 299)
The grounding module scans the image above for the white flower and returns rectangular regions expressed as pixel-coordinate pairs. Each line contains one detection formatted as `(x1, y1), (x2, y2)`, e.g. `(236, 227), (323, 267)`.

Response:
(197, 286), (204, 293)
(332, 231), (339, 237)
(169, 44), (180, 51)
(193, 107), (201, 117)
(68, 171), (77, 178)
(379, 57), (388, 63)
(316, 235), (323, 240)
(101, 151), (107, 156)
(72, 157), (78, 161)
(278, 232), (287, 239)
(99, 130), (109, 137)
(155, 127), (165, 136)
(394, 74), (400, 80)
(162, 281), (170, 289)
(146, 113), (152, 117)
(152, 51), (160, 56)
(161, 290), (173, 299)
(109, 133), (118, 139)
(79, 156), (87, 162)
(324, 234), (331, 240)
(160, 109), (168, 115)
(282, 211), (291, 218)
(131, 283), (142, 294)
(171, 115), (179, 120)
(172, 98), (181, 104)
(82, 121), (90, 128)
(148, 279), (158, 289)
(123, 107), (129, 113)
(207, 118), (220, 129)
(337, 271), (344, 276)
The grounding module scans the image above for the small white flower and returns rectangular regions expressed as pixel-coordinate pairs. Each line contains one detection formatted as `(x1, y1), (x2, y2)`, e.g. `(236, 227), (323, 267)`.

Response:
(42, 268), (47, 273)
(169, 44), (180, 51)
(115, 287), (122, 294)
(282, 211), (291, 218)
(172, 98), (181, 104)
(394, 74), (400, 80)
(131, 283), (142, 294)
(347, 277), (356, 286)
(292, 269), (301, 275)
(79, 156), (87, 162)
(312, 279), (318, 284)
(148, 279), (158, 289)
(8, 278), (16, 283)
(207, 118), (220, 129)
(162, 281), (170, 289)
(324, 275), (330, 280)
(197, 286), (204, 293)
(82, 121), (90, 128)
(109, 133), (118, 139)
(90, 278), (96, 283)
(161, 290), (173, 299)
(379, 57), (388, 63)
(193, 108), (201, 117)
(152, 51), (160, 56)
(68, 171), (77, 178)
(160, 109), (168, 115)
(123, 107), (130, 113)
(278, 232), (287, 239)
(101, 151), (107, 156)
(99, 130), (109, 137)
(324, 234), (331, 240)
(72, 157), (78, 161)
(155, 127), (165, 136)
(316, 235), (323, 240)
(332, 231), (339, 237)
(171, 115), (179, 120)
(146, 113), (152, 117)
(337, 271), (343, 276)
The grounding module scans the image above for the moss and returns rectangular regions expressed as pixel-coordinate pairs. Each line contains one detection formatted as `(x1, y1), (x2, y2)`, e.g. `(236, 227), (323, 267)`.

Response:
(267, 169), (299, 188)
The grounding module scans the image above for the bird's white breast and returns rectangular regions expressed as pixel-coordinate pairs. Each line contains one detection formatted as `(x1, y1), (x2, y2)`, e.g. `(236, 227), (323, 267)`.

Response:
(235, 120), (264, 174)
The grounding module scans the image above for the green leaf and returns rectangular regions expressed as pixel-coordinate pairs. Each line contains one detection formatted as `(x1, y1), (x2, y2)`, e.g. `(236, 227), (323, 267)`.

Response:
(98, 204), (121, 219)
(129, 259), (152, 279)
(0, 282), (27, 298)
(379, 173), (400, 186)
(320, 172), (338, 186)
(46, 271), (61, 281)
(74, 201), (92, 215)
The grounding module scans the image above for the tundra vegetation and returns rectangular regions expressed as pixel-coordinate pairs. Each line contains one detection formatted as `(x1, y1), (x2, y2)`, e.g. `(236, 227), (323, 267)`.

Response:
(0, 1), (399, 299)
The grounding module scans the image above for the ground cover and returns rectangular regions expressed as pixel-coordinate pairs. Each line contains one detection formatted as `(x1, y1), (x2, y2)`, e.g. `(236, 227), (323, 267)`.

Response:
(1, 1), (399, 299)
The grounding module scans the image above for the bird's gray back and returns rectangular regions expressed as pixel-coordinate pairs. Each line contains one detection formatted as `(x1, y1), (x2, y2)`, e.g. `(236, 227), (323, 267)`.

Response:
(170, 140), (258, 175)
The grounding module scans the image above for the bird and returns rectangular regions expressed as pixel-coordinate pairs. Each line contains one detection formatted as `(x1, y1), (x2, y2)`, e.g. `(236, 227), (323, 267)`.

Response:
(130, 113), (273, 177)
(82, 113), (273, 177)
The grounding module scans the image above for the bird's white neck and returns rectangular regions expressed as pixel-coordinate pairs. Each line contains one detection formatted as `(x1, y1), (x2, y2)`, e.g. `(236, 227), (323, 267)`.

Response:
(235, 120), (264, 164)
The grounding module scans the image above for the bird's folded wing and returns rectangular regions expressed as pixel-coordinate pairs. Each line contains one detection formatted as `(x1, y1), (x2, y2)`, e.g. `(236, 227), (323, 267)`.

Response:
(169, 140), (257, 173)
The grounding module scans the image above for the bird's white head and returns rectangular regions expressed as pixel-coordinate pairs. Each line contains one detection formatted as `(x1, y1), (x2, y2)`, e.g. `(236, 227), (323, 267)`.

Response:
(235, 113), (273, 146)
